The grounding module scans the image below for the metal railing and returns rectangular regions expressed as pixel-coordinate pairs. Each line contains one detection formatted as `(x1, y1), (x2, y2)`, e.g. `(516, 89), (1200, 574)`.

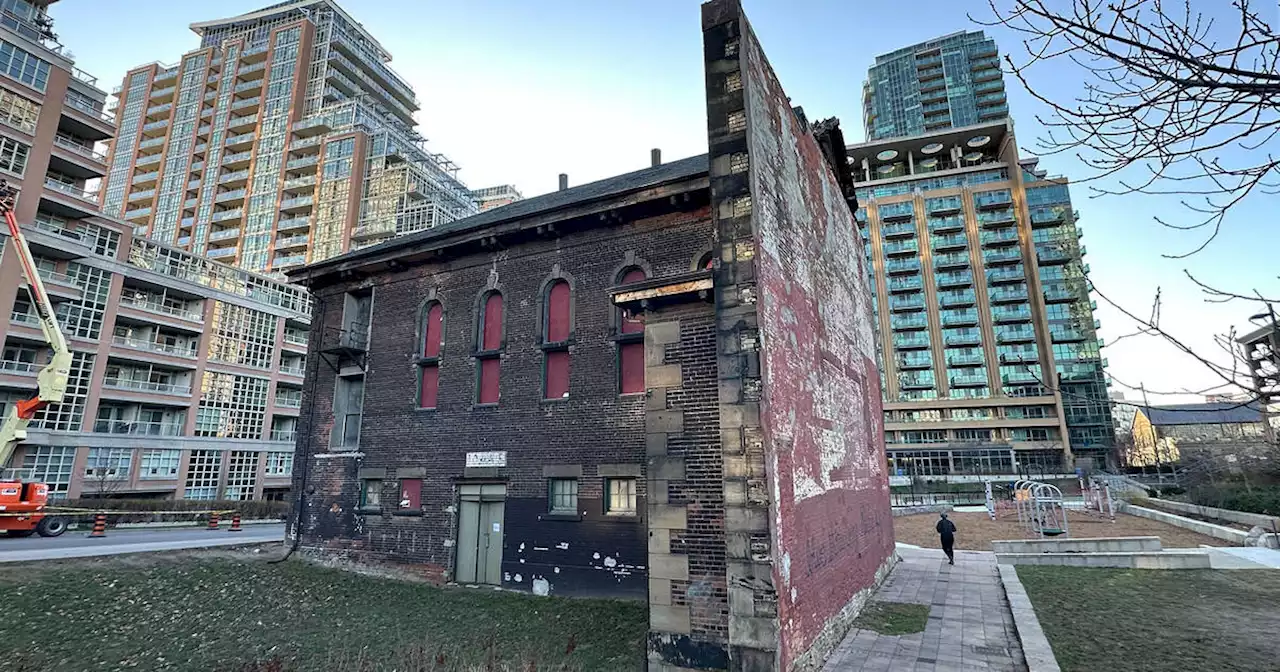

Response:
(275, 393), (303, 408)
(284, 329), (309, 346)
(44, 178), (98, 201)
(103, 378), (192, 395)
(111, 336), (198, 358)
(120, 297), (203, 321)
(280, 365), (305, 376)
(270, 429), (297, 442)
(93, 420), (183, 437)
(38, 267), (78, 286)
(54, 134), (106, 161)
(0, 359), (37, 374)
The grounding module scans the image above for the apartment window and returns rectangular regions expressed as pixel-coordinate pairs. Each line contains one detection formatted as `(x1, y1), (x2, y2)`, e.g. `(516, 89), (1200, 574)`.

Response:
(224, 451), (258, 500)
(542, 280), (572, 399)
(0, 87), (38, 133)
(399, 478), (422, 510)
(265, 452), (293, 476)
(360, 479), (381, 508)
(196, 371), (269, 439)
(475, 291), (503, 404)
(954, 429), (993, 443)
(332, 374), (364, 449)
(139, 449), (181, 479)
(0, 134), (28, 174)
(617, 268), (646, 394)
(606, 478), (637, 515)
(0, 40), (50, 91)
(548, 478), (578, 514)
(21, 446), (74, 499)
(184, 450), (222, 500)
(417, 301), (442, 409)
(84, 448), (132, 479)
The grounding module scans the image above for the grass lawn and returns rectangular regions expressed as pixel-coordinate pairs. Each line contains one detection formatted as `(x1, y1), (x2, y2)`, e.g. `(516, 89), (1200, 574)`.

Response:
(850, 601), (929, 636)
(1017, 566), (1280, 672)
(0, 552), (645, 671)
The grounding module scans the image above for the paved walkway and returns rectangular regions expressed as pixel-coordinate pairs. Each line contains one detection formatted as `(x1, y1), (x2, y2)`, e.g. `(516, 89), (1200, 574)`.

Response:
(824, 546), (1027, 672)
(0, 523), (284, 563)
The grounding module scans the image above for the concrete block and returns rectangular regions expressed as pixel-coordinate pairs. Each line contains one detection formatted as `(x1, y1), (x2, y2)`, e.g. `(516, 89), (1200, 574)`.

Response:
(646, 387), (668, 411)
(395, 466), (426, 478)
(647, 456), (685, 480)
(647, 433), (668, 456)
(724, 479), (747, 506)
(991, 537), (1161, 554)
(650, 577), (673, 606)
(650, 552), (690, 580)
(728, 615), (779, 649)
(649, 504), (688, 530)
(647, 321), (681, 346)
(647, 411), (684, 434)
(649, 479), (669, 504)
(650, 605), (692, 634)
(542, 464), (582, 478)
(648, 528), (671, 554)
(647, 364), (683, 389)
(599, 463), (642, 477)
(725, 505), (769, 532)
(357, 467), (385, 479)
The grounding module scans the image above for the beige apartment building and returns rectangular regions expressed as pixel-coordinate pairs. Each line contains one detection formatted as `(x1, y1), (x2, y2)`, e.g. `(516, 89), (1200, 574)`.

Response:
(0, 0), (309, 500)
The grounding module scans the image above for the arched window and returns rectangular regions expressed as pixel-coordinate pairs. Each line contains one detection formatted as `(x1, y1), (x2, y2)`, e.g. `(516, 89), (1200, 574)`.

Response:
(417, 301), (443, 409)
(476, 291), (503, 404)
(542, 280), (572, 399)
(617, 268), (646, 394)
(698, 251), (715, 270)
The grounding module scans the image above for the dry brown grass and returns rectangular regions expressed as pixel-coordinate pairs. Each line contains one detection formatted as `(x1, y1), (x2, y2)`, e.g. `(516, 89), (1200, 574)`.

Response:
(893, 510), (1226, 551)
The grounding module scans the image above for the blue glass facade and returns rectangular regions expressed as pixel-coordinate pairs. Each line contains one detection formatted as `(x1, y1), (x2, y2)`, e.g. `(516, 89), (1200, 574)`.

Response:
(863, 31), (1007, 141)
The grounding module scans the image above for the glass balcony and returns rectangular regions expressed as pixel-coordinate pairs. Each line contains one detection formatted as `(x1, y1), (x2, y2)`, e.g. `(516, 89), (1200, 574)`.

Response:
(935, 271), (973, 288)
(981, 228), (1019, 246)
(989, 287), (1029, 303)
(207, 247), (237, 259)
(103, 378), (192, 395)
(219, 169), (250, 184)
(1051, 328), (1087, 342)
(974, 191), (1013, 209)
(946, 352), (985, 367)
(275, 391), (303, 408)
(1037, 246), (1073, 264)
(938, 290), (976, 307)
(928, 216), (965, 233)
(977, 210), (1017, 227)
(933, 252), (970, 268)
(893, 334), (931, 350)
(119, 297), (203, 322)
(897, 352), (933, 369)
(898, 372), (936, 389)
(280, 365), (305, 377)
(997, 327), (1036, 343)
(209, 228), (241, 242)
(992, 306), (1032, 323)
(944, 332), (982, 346)
(215, 188), (247, 202)
(1001, 370), (1040, 385)
(271, 429), (297, 442)
(983, 247), (1023, 265)
(273, 254), (306, 268)
(112, 336), (198, 358)
(284, 328), (308, 346)
(212, 208), (243, 223)
(889, 295), (925, 311)
(885, 258), (921, 274)
(286, 155), (319, 171)
(950, 372), (989, 387)
(880, 221), (917, 238)
(986, 267), (1025, 284)
(932, 233), (968, 250)
(883, 239), (919, 255)
(891, 314), (928, 330)
(941, 310), (979, 327)
(277, 216), (312, 232)
(280, 195), (315, 212)
(887, 276), (922, 293)
(0, 359), (37, 375)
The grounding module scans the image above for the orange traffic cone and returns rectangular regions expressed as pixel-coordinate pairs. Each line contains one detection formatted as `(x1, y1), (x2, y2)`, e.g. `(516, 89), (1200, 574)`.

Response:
(228, 512), (242, 532)
(207, 511), (220, 531)
(88, 513), (106, 538)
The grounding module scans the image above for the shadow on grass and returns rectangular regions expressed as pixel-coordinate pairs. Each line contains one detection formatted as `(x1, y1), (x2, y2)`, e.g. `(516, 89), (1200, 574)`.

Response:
(851, 601), (930, 636)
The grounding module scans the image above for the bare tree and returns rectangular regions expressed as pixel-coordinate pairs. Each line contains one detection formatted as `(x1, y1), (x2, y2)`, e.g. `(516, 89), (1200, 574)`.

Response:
(977, 0), (1280, 257)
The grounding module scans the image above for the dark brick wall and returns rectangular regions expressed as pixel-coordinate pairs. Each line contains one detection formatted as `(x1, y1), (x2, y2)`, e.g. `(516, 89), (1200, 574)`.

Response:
(293, 203), (714, 598)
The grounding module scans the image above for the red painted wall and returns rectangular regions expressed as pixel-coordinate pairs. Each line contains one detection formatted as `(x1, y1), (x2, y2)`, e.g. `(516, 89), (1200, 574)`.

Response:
(739, 16), (895, 670)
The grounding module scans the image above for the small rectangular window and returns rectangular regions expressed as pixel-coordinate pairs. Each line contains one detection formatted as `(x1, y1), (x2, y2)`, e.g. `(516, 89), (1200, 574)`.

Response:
(360, 479), (381, 508)
(478, 358), (500, 404)
(606, 478), (637, 515)
(544, 350), (570, 399)
(548, 478), (578, 514)
(419, 365), (439, 409)
(399, 478), (422, 510)
(619, 343), (644, 394)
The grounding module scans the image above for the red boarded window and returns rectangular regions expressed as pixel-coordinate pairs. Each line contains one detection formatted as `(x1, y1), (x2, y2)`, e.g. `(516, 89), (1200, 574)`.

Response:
(543, 280), (571, 400)
(477, 292), (503, 404)
(617, 268), (646, 394)
(399, 478), (421, 510)
(418, 301), (442, 409)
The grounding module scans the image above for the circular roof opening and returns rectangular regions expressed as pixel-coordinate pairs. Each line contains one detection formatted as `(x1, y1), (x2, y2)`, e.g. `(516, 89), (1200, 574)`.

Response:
(876, 149), (899, 161)
(963, 151), (984, 162)
(876, 164), (897, 175)
(918, 158), (939, 169)
(921, 142), (944, 154)
(966, 135), (991, 148)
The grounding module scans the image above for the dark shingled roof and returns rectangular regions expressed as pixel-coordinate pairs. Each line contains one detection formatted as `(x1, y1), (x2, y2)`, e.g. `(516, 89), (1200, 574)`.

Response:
(291, 154), (709, 280)
(1141, 402), (1264, 426)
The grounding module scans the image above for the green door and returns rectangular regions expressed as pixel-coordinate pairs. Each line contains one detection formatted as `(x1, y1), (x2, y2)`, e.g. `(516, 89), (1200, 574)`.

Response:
(456, 484), (505, 585)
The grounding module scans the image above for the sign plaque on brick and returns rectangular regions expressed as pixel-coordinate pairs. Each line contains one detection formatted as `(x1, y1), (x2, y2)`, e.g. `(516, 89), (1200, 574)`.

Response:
(465, 451), (507, 468)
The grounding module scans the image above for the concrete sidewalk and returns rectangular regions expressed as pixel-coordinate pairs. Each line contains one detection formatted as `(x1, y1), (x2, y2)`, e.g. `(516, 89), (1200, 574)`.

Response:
(0, 524), (284, 563)
(823, 546), (1028, 672)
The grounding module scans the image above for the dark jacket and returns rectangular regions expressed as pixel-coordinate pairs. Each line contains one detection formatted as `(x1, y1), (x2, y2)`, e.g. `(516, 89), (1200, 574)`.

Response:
(936, 518), (956, 539)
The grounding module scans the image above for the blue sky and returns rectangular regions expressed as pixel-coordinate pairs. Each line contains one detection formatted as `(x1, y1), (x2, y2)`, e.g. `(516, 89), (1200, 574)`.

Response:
(50, 0), (1278, 404)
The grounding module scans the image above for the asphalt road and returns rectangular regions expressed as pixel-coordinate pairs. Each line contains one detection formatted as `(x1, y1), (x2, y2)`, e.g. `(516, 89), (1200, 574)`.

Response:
(0, 522), (285, 563)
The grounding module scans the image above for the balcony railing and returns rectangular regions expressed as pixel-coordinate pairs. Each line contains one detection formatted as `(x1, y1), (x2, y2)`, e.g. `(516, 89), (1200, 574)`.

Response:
(112, 336), (199, 358)
(986, 267), (1025, 284)
(278, 216), (312, 231)
(951, 373), (989, 387)
(931, 233), (968, 250)
(212, 208), (243, 222)
(885, 258), (921, 274)
(275, 393), (303, 408)
(9, 310), (37, 326)
(93, 420), (183, 437)
(102, 378), (192, 395)
(989, 287), (1029, 303)
(941, 311), (979, 326)
(38, 267), (79, 287)
(883, 240), (918, 255)
(887, 276), (922, 292)
(892, 314), (928, 330)
(279, 195), (314, 211)
(946, 353), (986, 366)
(933, 252), (970, 268)
(974, 192), (1013, 209)
(54, 135), (107, 162)
(280, 365), (305, 377)
(992, 306), (1032, 322)
(273, 254), (306, 268)
(880, 221), (916, 237)
(286, 155), (319, 170)
(223, 150), (253, 165)
(219, 169), (250, 183)
(207, 247), (237, 259)
(893, 334), (931, 350)
(983, 248), (1023, 264)
(938, 291), (976, 307)
(270, 429), (297, 442)
(889, 295), (925, 311)
(981, 228), (1019, 245)
(120, 297), (203, 321)
(209, 228), (241, 242)
(44, 178), (98, 201)
(63, 94), (113, 123)
(284, 329), (309, 346)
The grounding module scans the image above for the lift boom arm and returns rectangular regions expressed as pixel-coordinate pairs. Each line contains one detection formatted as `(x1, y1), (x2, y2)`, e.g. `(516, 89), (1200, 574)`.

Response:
(0, 180), (70, 469)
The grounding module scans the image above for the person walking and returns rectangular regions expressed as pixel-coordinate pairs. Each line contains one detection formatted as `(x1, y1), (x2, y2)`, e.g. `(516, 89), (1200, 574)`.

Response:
(936, 512), (957, 565)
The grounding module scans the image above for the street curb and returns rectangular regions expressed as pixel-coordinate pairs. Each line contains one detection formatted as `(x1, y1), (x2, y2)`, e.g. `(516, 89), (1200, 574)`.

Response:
(68, 519), (282, 531)
(996, 563), (1062, 672)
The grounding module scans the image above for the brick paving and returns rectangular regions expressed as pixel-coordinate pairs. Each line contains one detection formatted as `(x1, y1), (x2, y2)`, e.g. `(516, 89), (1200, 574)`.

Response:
(823, 546), (1028, 672)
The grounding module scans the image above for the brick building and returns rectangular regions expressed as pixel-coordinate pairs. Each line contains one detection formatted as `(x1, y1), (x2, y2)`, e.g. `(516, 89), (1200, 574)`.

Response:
(288, 2), (894, 669)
